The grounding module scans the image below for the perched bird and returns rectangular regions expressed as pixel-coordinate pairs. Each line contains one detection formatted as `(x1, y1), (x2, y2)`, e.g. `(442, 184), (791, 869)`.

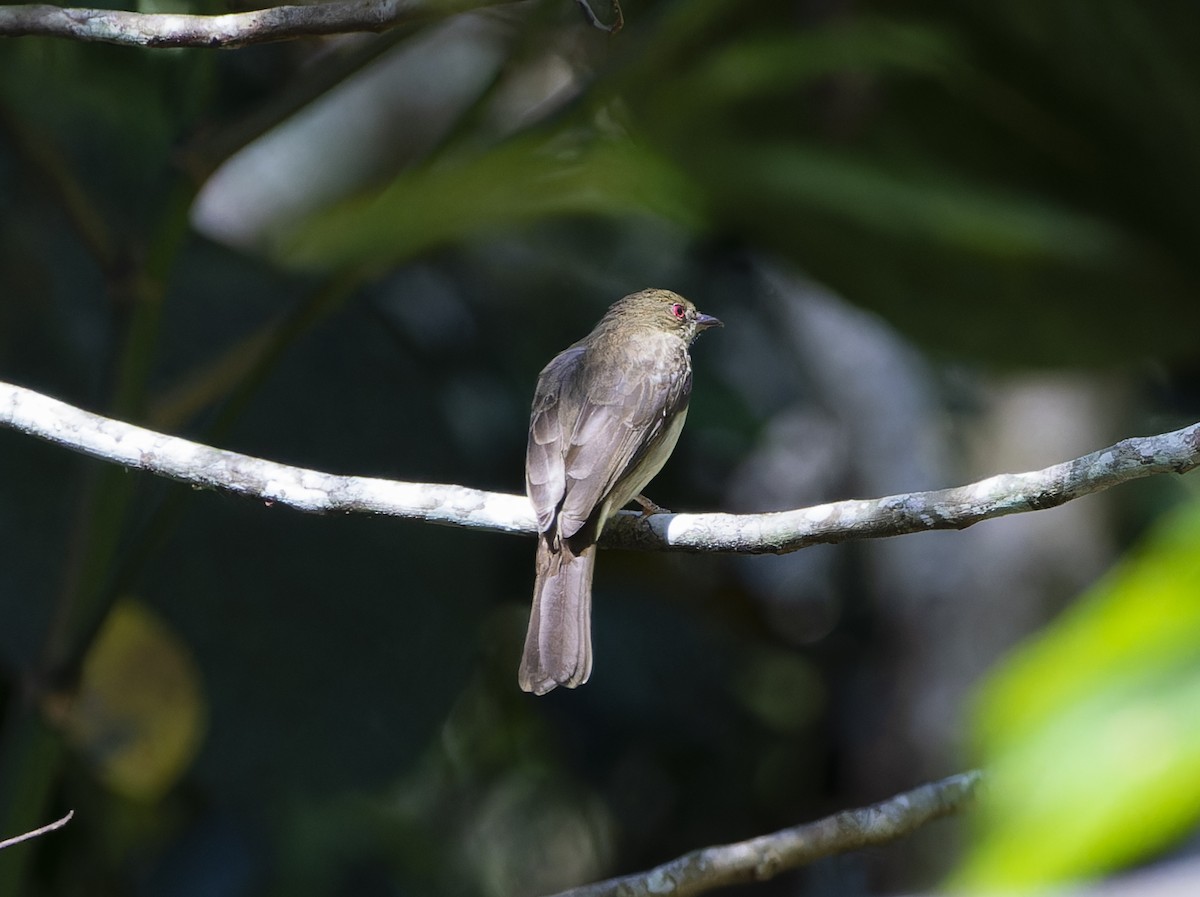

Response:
(520, 288), (722, 695)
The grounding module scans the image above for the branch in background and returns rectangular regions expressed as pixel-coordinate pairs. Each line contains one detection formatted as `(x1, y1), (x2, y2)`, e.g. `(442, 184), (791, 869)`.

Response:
(1, 380), (1197, 552)
(0, 0), (516, 49)
(574, 0), (622, 34)
(550, 772), (982, 897)
(0, 811), (74, 851)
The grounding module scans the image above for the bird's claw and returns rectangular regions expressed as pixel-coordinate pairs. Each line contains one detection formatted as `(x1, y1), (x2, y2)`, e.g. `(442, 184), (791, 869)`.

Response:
(633, 494), (671, 517)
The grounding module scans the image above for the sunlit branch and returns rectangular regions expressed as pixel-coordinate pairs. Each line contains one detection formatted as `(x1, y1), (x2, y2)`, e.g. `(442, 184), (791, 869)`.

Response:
(549, 772), (982, 897)
(0, 810), (74, 852)
(0, 0), (516, 49)
(1, 380), (1197, 553)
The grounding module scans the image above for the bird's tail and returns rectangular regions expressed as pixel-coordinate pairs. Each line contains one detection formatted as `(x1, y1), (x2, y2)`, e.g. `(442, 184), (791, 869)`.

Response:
(518, 537), (595, 695)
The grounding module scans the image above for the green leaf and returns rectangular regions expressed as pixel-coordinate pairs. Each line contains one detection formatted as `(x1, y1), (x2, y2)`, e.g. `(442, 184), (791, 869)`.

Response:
(277, 135), (704, 273)
(679, 18), (959, 106)
(50, 600), (207, 802)
(954, 500), (1200, 890)
(733, 144), (1126, 263)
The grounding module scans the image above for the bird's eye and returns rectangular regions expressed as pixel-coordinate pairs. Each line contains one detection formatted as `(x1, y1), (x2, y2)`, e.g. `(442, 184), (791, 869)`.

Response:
(671, 303), (687, 320)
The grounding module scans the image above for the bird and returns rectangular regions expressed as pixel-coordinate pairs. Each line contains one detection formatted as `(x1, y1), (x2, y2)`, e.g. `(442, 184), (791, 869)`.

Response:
(519, 288), (722, 694)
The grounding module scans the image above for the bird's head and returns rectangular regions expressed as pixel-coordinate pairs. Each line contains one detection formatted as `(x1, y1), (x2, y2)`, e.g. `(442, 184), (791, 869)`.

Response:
(611, 288), (723, 343)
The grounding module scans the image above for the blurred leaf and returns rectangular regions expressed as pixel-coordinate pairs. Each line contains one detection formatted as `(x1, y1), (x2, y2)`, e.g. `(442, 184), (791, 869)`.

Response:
(954, 500), (1200, 890)
(49, 600), (206, 802)
(463, 774), (615, 897)
(733, 144), (1126, 263)
(616, 2), (1200, 365)
(665, 18), (959, 108)
(732, 646), (824, 735)
(278, 134), (703, 273)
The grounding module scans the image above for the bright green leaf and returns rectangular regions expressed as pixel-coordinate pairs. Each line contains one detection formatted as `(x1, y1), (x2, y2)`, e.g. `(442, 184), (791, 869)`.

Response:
(954, 500), (1200, 890)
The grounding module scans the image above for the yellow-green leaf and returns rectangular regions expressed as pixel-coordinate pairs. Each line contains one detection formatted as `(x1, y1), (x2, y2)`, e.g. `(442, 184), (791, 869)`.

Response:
(954, 500), (1200, 890)
(51, 600), (206, 802)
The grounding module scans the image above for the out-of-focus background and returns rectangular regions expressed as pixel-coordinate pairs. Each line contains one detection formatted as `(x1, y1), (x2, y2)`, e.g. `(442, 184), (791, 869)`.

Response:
(2, 1), (1199, 894)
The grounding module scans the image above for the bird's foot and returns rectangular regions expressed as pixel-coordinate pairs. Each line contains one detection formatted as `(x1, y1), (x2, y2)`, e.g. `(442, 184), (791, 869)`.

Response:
(633, 494), (671, 517)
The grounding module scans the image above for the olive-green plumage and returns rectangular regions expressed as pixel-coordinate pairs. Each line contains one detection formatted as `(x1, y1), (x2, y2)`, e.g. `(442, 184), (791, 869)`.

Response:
(520, 288), (721, 695)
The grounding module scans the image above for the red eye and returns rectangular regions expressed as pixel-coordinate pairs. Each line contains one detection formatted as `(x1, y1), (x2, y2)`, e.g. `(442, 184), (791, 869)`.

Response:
(671, 303), (686, 320)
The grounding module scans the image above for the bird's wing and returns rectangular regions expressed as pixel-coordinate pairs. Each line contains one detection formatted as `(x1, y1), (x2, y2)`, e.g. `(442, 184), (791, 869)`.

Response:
(555, 344), (692, 540)
(526, 345), (584, 534)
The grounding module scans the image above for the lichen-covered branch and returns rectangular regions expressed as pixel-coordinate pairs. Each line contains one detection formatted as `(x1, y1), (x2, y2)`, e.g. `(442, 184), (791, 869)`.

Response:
(548, 772), (983, 897)
(0, 0), (515, 49)
(623, 417), (1200, 554)
(1, 380), (1197, 553)
(0, 381), (534, 534)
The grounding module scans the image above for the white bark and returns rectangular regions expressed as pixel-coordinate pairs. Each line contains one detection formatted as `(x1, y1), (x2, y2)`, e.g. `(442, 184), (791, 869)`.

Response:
(548, 772), (982, 897)
(1, 380), (1197, 553)
(0, 0), (515, 48)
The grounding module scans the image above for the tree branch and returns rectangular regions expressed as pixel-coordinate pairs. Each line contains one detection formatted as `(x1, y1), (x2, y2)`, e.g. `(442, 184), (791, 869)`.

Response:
(573, 0), (621, 34)
(549, 771), (982, 897)
(0, 0), (516, 49)
(0, 810), (74, 851)
(1, 380), (1197, 553)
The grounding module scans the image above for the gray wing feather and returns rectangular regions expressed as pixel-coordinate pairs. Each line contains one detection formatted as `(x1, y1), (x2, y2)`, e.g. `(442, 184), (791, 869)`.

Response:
(526, 340), (692, 542)
(525, 346), (583, 534)
(558, 355), (691, 539)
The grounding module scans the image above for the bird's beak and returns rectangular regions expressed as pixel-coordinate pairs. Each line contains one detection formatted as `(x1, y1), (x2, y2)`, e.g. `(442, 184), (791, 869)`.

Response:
(696, 312), (723, 330)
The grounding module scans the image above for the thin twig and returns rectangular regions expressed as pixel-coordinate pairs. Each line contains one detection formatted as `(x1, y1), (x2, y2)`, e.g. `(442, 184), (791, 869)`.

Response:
(0, 810), (74, 851)
(549, 772), (982, 897)
(0, 380), (1197, 552)
(574, 0), (622, 34)
(0, 0), (517, 49)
